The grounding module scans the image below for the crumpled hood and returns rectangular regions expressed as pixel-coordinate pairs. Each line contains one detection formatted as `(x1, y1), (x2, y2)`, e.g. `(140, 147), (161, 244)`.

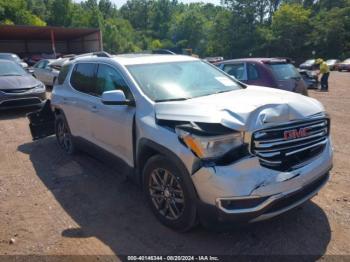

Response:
(155, 86), (325, 131)
(0, 74), (40, 90)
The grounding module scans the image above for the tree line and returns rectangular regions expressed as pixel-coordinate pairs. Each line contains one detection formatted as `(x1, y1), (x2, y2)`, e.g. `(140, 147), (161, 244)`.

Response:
(1, 0), (349, 60)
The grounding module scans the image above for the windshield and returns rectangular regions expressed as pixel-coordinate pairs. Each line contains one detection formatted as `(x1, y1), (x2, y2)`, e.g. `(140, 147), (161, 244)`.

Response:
(0, 53), (21, 63)
(326, 60), (337, 64)
(0, 61), (26, 76)
(343, 59), (350, 64)
(269, 63), (301, 80)
(304, 59), (315, 65)
(127, 61), (241, 102)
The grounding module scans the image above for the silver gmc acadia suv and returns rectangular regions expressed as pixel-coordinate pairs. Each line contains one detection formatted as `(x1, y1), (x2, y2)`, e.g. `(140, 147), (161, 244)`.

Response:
(28, 52), (333, 231)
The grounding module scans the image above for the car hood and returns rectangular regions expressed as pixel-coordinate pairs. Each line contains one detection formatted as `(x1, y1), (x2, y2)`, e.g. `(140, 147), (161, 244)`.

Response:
(0, 74), (41, 90)
(154, 86), (325, 132)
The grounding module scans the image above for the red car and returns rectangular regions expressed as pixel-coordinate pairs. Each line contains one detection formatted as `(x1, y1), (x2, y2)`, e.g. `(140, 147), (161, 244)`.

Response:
(335, 59), (350, 72)
(215, 58), (308, 95)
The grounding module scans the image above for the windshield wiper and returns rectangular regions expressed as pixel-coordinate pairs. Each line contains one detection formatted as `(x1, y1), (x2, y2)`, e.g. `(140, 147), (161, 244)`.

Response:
(155, 98), (189, 102)
(215, 89), (234, 94)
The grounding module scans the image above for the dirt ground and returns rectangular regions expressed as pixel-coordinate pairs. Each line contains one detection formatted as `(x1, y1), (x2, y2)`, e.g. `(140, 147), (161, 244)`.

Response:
(0, 72), (350, 259)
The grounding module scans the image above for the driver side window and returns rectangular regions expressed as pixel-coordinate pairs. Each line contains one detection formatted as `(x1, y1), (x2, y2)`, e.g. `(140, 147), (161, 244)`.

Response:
(96, 64), (132, 99)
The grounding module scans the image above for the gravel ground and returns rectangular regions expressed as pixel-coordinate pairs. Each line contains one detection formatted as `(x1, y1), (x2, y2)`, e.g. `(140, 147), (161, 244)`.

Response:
(0, 72), (349, 259)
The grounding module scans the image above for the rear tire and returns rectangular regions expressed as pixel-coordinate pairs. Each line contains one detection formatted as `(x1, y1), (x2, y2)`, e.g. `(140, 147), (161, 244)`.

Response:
(143, 155), (197, 232)
(55, 114), (76, 155)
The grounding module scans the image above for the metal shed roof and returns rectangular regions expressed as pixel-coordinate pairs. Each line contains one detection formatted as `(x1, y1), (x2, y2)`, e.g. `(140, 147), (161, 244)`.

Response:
(0, 25), (100, 41)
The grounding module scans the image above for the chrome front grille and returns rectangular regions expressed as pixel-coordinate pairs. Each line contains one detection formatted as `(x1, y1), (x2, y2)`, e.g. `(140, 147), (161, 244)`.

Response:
(251, 118), (330, 171)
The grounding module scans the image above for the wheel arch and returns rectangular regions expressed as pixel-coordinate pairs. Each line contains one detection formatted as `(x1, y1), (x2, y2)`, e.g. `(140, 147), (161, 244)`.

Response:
(136, 138), (191, 185)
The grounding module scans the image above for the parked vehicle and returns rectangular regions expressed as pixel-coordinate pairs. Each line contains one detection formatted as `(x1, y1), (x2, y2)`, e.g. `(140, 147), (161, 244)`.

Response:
(326, 59), (340, 71)
(28, 53), (333, 231)
(204, 57), (224, 64)
(299, 59), (318, 70)
(0, 60), (46, 110)
(335, 59), (350, 72)
(24, 53), (59, 66)
(0, 52), (28, 69)
(215, 58), (308, 95)
(298, 69), (319, 89)
(32, 59), (60, 86)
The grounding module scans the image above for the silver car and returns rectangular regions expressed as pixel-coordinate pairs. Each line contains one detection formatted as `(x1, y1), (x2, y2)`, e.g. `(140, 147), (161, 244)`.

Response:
(29, 53), (333, 231)
(0, 60), (46, 110)
(32, 59), (59, 86)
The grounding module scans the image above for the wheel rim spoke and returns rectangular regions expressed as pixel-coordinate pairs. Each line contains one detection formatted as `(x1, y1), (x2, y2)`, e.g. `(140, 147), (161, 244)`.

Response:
(168, 202), (177, 218)
(149, 168), (185, 221)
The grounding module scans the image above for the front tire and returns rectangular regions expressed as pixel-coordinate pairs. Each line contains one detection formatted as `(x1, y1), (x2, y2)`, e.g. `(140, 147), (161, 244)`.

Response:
(143, 155), (197, 231)
(55, 114), (75, 155)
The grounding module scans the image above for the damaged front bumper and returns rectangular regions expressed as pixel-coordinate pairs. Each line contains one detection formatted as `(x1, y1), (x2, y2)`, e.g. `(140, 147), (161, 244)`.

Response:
(192, 138), (333, 224)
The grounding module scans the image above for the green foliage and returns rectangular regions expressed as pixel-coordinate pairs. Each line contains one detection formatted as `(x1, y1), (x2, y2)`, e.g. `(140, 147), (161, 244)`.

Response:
(270, 4), (312, 57)
(0, 0), (46, 26)
(103, 18), (140, 53)
(0, 0), (349, 59)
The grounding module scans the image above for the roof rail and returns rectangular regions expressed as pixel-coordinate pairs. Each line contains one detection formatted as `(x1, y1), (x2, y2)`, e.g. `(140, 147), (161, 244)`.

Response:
(69, 51), (112, 60)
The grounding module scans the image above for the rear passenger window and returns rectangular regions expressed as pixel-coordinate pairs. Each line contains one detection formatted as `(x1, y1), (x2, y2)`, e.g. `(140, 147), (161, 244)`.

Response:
(223, 63), (245, 80)
(57, 64), (70, 85)
(247, 63), (259, 80)
(70, 63), (96, 94)
(96, 64), (132, 99)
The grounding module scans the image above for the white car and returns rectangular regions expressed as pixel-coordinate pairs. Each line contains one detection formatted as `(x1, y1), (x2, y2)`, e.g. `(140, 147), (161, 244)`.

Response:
(32, 59), (59, 86)
(29, 52), (333, 231)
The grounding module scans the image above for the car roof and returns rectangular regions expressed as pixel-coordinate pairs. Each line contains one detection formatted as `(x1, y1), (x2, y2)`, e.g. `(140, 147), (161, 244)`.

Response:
(73, 54), (198, 66)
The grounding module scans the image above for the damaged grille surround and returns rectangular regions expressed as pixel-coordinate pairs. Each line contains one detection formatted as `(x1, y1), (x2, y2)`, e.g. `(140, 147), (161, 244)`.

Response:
(251, 117), (330, 171)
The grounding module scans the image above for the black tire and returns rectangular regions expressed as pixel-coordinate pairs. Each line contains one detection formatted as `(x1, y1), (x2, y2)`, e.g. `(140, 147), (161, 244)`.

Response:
(143, 155), (197, 232)
(55, 114), (76, 155)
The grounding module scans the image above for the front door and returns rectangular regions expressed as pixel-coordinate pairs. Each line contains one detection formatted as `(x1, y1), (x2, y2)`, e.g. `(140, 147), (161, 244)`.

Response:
(88, 64), (136, 167)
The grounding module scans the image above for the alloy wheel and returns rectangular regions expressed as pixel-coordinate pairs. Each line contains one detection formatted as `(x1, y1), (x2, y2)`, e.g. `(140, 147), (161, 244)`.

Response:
(57, 120), (72, 152)
(148, 168), (185, 220)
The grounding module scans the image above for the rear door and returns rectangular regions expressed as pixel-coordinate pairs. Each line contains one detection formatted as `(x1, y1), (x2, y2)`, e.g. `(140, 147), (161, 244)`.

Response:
(66, 63), (98, 141)
(245, 62), (261, 86)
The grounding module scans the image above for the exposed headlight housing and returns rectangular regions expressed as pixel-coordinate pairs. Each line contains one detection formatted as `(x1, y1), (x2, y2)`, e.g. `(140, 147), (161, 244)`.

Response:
(33, 83), (45, 92)
(176, 127), (244, 160)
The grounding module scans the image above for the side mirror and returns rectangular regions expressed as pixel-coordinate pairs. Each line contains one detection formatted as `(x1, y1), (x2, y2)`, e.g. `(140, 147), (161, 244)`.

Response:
(101, 90), (135, 106)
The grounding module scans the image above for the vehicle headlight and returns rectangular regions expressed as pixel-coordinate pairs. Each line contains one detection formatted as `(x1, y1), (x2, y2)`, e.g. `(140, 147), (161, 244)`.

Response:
(33, 83), (45, 91)
(176, 128), (244, 160)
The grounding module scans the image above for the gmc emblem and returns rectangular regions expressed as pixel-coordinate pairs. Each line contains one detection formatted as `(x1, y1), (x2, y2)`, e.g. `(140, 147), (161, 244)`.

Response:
(284, 127), (309, 140)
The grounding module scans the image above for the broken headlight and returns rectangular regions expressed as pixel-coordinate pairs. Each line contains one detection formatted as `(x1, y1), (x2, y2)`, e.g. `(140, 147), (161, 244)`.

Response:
(176, 127), (244, 160)
(32, 83), (45, 92)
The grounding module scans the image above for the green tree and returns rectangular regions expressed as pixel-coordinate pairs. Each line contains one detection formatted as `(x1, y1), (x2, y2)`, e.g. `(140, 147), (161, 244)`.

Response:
(48, 0), (72, 26)
(103, 17), (140, 53)
(268, 3), (312, 57)
(310, 5), (350, 59)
